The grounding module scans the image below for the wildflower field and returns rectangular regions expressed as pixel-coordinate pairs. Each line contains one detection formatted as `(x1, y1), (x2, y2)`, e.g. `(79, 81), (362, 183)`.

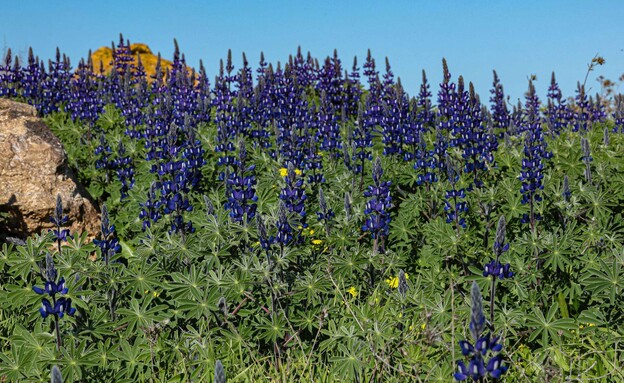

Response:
(1, 36), (624, 382)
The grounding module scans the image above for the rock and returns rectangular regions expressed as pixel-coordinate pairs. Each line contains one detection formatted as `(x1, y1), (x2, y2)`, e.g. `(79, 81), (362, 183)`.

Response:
(0, 98), (99, 240)
(91, 43), (178, 82)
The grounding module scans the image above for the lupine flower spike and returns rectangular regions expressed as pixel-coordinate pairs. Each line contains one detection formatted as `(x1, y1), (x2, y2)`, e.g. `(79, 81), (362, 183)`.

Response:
(214, 360), (226, 383)
(51, 194), (71, 254)
(33, 253), (76, 352)
(483, 216), (512, 328)
(93, 204), (121, 265)
(454, 282), (508, 381)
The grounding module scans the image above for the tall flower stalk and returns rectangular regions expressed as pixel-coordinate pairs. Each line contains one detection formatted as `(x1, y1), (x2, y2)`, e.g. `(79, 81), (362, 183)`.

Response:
(483, 216), (513, 327)
(454, 282), (508, 381)
(33, 253), (76, 352)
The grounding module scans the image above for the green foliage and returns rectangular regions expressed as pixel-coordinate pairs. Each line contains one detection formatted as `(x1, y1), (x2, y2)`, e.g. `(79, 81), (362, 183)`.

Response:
(1, 111), (624, 382)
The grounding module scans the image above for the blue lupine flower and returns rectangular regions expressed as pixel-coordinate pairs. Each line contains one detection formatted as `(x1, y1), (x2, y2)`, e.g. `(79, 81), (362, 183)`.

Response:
(613, 95), (624, 133)
(444, 157), (468, 230)
(362, 157), (392, 251)
(93, 204), (121, 264)
(545, 72), (571, 135)
(225, 139), (258, 223)
(50, 194), (71, 244)
(519, 81), (551, 228)
(33, 253), (76, 320)
(454, 282), (508, 381)
(483, 216), (513, 279)
(489, 70), (510, 134)
(256, 214), (275, 252)
(279, 162), (307, 222)
(581, 137), (592, 184)
(275, 202), (294, 247)
(573, 82), (590, 132)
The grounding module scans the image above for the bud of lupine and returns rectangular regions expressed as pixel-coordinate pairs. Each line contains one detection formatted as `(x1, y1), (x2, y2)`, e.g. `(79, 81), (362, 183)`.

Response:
(214, 360), (226, 383)
(344, 192), (352, 221)
(493, 216), (508, 259)
(613, 94), (624, 133)
(603, 127), (609, 147)
(203, 195), (215, 216)
(45, 252), (57, 283)
(276, 201), (294, 246)
(398, 269), (408, 297)
(218, 297), (228, 316)
(469, 282), (485, 341)
(581, 137), (592, 184)
(51, 365), (63, 383)
(317, 187), (334, 236)
(256, 214), (274, 252)
(563, 175), (571, 202)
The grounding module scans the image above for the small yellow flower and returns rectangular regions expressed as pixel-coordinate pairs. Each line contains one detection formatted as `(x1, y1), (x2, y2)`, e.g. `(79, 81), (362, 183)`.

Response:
(153, 291), (160, 298)
(385, 277), (399, 289)
(348, 286), (358, 298)
(144, 290), (149, 294)
(421, 323), (426, 330)
(385, 272), (409, 289)
(279, 167), (302, 177)
(309, 229), (315, 235)
(312, 239), (323, 245)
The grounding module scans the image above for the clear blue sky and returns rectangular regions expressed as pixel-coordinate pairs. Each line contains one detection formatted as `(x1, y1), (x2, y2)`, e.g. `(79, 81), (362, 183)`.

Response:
(3, 1), (623, 103)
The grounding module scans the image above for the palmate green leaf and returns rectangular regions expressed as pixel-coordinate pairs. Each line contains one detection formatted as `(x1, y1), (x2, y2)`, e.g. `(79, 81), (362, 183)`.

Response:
(525, 302), (576, 347)
(9, 232), (52, 281)
(111, 338), (151, 379)
(168, 264), (207, 300)
(293, 270), (331, 303)
(175, 287), (220, 320)
(0, 346), (36, 381)
(58, 338), (99, 383)
(541, 230), (573, 273)
(11, 324), (56, 364)
(255, 313), (288, 344)
(116, 295), (169, 336)
(329, 342), (364, 381)
(121, 258), (167, 296)
(0, 242), (13, 270)
(581, 257), (623, 305)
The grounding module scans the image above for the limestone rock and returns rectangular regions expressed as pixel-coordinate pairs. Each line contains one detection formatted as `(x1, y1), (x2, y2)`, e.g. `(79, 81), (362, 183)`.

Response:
(0, 98), (99, 240)
(91, 43), (177, 82)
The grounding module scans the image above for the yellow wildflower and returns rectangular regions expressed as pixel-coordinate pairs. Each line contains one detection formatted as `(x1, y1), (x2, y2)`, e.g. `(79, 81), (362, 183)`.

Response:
(153, 291), (160, 298)
(385, 272), (410, 289)
(309, 229), (315, 235)
(279, 168), (302, 177)
(385, 277), (399, 289)
(421, 323), (426, 330)
(348, 286), (358, 298)
(312, 239), (323, 245)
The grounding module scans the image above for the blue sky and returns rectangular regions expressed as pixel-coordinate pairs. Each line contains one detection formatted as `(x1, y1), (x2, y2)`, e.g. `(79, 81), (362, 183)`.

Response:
(3, 1), (623, 103)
